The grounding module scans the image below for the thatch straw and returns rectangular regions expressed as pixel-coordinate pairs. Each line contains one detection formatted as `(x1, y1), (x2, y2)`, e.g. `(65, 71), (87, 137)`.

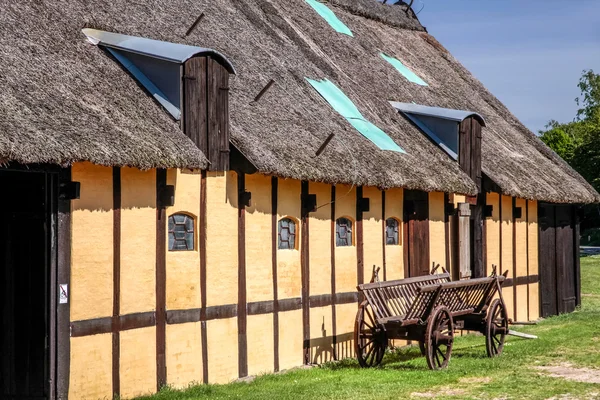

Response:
(0, 1), (207, 169)
(1, 0), (597, 203)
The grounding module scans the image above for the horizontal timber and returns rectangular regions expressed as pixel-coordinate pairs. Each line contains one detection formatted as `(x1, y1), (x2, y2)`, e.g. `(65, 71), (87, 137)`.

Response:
(71, 292), (361, 337)
(503, 275), (539, 288)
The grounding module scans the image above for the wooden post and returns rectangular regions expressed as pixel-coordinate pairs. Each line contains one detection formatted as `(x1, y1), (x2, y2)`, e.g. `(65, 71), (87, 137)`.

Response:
(458, 203), (471, 279)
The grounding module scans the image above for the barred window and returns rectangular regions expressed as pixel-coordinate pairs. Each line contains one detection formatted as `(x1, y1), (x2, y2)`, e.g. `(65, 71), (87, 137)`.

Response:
(386, 218), (400, 245)
(168, 213), (195, 251)
(336, 217), (353, 247)
(278, 218), (297, 250)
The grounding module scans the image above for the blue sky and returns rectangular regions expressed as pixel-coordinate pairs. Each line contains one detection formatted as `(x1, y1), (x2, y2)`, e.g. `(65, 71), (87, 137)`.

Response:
(406, 0), (600, 133)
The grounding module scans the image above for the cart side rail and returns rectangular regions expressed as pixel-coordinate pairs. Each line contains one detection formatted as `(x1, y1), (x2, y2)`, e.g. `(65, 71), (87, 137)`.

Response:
(358, 273), (451, 323)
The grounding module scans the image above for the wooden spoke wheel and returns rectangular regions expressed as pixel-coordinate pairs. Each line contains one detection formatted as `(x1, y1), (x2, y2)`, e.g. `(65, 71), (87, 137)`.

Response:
(425, 306), (454, 370)
(418, 340), (426, 356)
(486, 298), (508, 357)
(354, 301), (387, 368)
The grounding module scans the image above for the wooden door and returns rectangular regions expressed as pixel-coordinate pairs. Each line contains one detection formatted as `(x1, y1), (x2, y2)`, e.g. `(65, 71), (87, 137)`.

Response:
(539, 204), (557, 317)
(404, 190), (430, 277)
(539, 204), (579, 317)
(556, 206), (577, 314)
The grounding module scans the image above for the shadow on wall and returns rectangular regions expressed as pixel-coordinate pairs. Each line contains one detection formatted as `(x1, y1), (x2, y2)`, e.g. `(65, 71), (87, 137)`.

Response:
(310, 332), (354, 364)
(72, 164), (157, 212)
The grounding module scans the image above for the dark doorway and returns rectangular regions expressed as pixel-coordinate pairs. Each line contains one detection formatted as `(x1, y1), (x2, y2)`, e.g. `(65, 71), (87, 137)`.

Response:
(404, 190), (430, 277)
(539, 203), (580, 318)
(0, 170), (51, 399)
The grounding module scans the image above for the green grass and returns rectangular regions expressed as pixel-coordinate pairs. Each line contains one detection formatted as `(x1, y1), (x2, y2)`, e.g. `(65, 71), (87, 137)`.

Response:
(139, 258), (600, 400)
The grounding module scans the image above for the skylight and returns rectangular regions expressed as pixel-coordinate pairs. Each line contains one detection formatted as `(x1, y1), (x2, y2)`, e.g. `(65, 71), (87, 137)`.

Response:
(380, 53), (428, 86)
(82, 29), (235, 120)
(305, 0), (353, 37)
(307, 78), (405, 153)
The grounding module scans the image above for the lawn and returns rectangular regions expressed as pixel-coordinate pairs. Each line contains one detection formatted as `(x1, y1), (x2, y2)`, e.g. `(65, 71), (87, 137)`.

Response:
(139, 257), (600, 400)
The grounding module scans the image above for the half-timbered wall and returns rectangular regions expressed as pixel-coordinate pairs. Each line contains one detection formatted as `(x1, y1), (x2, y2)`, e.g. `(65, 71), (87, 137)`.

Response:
(484, 193), (539, 322)
(66, 165), (542, 398)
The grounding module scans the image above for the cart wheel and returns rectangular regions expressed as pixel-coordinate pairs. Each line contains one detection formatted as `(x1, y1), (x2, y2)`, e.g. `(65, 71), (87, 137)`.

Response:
(486, 298), (508, 357)
(418, 341), (426, 356)
(354, 301), (386, 368)
(425, 306), (454, 370)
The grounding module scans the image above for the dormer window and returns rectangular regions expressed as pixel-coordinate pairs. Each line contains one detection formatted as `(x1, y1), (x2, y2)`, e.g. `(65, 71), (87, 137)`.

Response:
(82, 29), (235, 120)
(389, 102), (485, 161)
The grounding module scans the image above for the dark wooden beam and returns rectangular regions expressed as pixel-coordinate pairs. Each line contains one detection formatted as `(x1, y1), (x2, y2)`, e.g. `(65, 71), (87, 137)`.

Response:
(56, 167), (71, 400)
(155, 169), (167, 390)
(382, 190), (387, 281)
(199, 171), (209, 384)
(237, 172), (248, 378)
(301, 180), (310, 364)
(330, 185), (337, 360)
(356, 187), (364, 286)
(112, 167), (121, 398)
(271, 177), (280, 372)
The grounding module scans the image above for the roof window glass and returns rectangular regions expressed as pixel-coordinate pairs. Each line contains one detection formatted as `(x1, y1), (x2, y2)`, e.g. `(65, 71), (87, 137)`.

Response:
(381, 53), (428, 86)
(305, 0), (353, 37)
(307, 78), (405, 153)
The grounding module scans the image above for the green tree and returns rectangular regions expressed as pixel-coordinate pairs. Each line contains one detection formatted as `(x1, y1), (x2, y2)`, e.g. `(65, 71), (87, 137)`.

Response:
(540, 70), (600, 191)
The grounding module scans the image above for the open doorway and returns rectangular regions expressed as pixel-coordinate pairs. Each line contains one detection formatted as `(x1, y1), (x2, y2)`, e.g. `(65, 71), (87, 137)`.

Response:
(0, 170), (52, 399)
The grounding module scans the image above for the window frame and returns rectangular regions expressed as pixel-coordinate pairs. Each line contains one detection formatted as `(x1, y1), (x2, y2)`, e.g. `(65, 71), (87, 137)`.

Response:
(335, 216), (354, 247)
(385, 217), (401, 246)
(277, 216), (299, 250)
(168, 212), (196, 252)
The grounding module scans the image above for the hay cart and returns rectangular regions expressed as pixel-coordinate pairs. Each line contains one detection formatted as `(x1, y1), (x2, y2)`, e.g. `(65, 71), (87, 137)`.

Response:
(354, 267), (508, 370)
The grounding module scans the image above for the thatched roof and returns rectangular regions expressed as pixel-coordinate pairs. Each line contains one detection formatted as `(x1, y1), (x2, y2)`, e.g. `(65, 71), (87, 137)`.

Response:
(0, 1), (208, 169)
(2, 0), (598, 203)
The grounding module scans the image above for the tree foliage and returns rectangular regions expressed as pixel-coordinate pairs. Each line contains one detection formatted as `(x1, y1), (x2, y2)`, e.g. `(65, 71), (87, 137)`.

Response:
(539, 70), (600, 191)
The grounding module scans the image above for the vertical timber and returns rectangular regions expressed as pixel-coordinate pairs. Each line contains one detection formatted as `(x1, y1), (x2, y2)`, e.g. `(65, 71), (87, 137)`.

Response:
(199, 171), (209, 383)
(271, 177), (280, 372)
(237, 172), (248, 377)
(155, 169), (167, 390)
(112, 167), (121, 398)
(56, 168), (71, 400)
(301, 181), (310, 364)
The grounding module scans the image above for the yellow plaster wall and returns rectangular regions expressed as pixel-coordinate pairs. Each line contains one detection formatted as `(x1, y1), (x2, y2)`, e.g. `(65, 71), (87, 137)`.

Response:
(245, 174), (273, 303)
(335, 303), (357, 359)
(71, 162), (113, 321)
(207, 317), (238, 383)
(501, 195), (514, 320)
(335, 185), (357, 292)
(363, 186), (383, 283)
(206, 171), (238, 307)
(166, 169), (201, 311)
(385, 188), (404, 280)
(277, 179), (302, 299)
(528, 200), (540, 320)
(309, 182), (332, 296)
(429, 192), (446, 270)
(486, 193), (501, 275)
(278, 310), (303, 370)
(69, 334), (112, 400)
(166, 322), (202, 389)
(247, 314), (274, 376)
(309, 306), (334, 364)
(452, 194), (466, 207)
(120, 167), (156, 315)
(120, 327), (157, 399)
(515, 198), (528, 321)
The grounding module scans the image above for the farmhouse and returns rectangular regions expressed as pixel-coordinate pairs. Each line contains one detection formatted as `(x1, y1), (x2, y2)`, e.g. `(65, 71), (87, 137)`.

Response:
(1, 0), (598, 399)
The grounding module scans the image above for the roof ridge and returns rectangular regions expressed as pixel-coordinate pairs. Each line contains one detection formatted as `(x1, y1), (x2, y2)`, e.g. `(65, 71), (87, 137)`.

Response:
(329, 0), (425, 31)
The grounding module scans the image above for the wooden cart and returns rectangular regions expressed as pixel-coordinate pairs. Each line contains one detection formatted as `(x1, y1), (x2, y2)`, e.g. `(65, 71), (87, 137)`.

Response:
(354, 269), (508, 370)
